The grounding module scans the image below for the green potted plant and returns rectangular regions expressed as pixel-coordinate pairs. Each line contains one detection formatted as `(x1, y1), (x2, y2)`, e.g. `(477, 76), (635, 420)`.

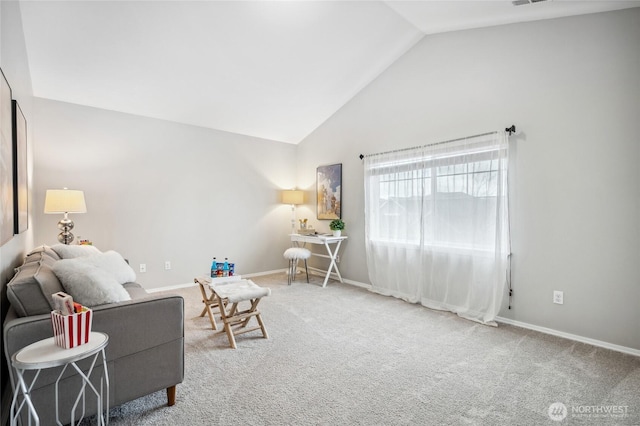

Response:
(329, 219), (345, 237)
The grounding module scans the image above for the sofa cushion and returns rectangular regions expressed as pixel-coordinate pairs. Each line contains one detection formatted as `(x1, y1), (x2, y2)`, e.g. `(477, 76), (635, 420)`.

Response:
(51, 244), (101, 259)
(6, 261), (65, 317)
(23, 245), (61, 266)
(53, 259), (131, 307)
(78, 251), (137, 285)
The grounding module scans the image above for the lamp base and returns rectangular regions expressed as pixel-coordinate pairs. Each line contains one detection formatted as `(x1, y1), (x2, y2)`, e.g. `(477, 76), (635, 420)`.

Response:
(57, 218), (75, 245)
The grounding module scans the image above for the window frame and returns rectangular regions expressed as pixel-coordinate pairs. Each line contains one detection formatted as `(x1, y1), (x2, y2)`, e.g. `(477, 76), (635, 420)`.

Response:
(367, 145), (506, 254)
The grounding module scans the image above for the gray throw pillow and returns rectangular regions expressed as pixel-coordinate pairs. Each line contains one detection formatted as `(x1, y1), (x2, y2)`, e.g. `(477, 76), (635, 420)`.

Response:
(53, 259), (131, 307)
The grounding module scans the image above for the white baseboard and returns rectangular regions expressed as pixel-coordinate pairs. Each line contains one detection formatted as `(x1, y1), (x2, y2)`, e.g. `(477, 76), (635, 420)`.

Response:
(342, 278), (371, 289)
(146, 269), (369, 292)
(306, 267), (371, 289)
(146, 269), (289, 293)
(243, 269), (288, 278)
(147, 282), (196, 293)
(307, 266), (332, 277)
(496, 316), (640, 357)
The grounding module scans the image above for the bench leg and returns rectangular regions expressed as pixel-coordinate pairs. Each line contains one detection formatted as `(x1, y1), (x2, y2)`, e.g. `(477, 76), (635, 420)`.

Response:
(220, 298), (239, 349)
(197, 279), (209, 318)
(196, 279), (220, 330)
(216, 297), (269, 349)
(167, 385), (176, 406)
(256, 312), (269, 339)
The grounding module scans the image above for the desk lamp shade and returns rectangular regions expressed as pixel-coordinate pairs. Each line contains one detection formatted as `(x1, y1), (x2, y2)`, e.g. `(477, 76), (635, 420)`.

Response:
(44, 189), (87, 244)
(282, 190), (304, 234)
(281, 190), (304, 205)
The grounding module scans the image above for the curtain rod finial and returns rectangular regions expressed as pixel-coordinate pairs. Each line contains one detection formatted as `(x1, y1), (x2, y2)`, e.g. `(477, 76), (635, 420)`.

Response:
(505, 125), (516, 136)
(359, 154), (364, 160)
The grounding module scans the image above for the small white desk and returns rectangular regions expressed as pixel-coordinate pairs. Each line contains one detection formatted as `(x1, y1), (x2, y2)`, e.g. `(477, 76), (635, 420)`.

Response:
(10, 332), (109, 426)
(290, 234), (347, 287)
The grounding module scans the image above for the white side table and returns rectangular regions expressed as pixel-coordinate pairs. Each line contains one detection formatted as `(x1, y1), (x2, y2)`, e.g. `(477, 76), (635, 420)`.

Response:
(10, 331), (110, 426)
(290, 234), (348, 287)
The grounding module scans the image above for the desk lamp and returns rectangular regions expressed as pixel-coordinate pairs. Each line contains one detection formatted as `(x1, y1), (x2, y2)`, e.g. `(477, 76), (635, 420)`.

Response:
(281, 190), (304, 234)
(44, 188), (87, 244)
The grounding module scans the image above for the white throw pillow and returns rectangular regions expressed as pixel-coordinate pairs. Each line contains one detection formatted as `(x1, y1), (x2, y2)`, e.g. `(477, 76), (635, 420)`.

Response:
(79, 251), (137, 284)
(51, 244), (101, 259)
(53, 260), (131, 307)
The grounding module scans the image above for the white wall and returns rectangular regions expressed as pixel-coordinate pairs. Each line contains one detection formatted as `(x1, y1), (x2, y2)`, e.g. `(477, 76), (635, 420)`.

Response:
(33, 99), (297, 288)
(1, 0), (35, 414)
(1, 1), (34, 280)
(296, 9), (640, 350)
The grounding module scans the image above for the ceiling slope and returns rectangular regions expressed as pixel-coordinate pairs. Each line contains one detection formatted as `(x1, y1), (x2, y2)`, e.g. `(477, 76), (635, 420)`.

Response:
(20, 1), (423, 144)
(19, 1), (640, 144)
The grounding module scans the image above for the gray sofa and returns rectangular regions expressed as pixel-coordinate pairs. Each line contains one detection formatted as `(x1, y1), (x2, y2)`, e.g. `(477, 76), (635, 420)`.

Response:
(3, 245), (184, 425)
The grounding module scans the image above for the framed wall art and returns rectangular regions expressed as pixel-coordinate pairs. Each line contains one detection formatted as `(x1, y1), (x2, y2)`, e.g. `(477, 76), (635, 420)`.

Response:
(316, 163), (342, 220)
(13, 100), (27, 234)
(0, 68), (13, 246)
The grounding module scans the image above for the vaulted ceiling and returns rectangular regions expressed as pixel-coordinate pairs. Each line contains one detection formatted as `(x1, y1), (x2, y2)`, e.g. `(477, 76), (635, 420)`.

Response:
(19, 1), (640, 144)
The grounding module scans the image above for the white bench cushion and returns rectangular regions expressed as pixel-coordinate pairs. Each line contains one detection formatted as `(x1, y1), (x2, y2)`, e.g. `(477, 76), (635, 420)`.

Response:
(211, 279), (270, 303)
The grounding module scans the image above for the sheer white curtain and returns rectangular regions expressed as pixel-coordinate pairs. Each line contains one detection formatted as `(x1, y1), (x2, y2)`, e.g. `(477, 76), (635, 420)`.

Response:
(364, 132), (510, 325)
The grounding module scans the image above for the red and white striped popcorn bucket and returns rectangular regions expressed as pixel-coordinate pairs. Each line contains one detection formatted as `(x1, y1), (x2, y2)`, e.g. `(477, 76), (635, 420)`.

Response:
(50, 308), (93, 349)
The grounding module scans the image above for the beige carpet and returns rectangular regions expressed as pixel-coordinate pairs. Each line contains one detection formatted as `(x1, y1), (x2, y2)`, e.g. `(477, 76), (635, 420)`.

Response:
(94, 273), (640, 425)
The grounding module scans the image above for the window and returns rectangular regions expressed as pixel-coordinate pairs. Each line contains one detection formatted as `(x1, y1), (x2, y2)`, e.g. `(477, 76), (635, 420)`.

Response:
(366, 138), (507, 252)
(363, 131), (511, 324)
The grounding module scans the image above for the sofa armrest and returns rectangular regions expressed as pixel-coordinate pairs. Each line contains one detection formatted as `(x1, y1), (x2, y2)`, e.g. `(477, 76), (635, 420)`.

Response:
(4, 293), (185, 423)
(93, 293), (184, 360)
(4, 293), (184, 366)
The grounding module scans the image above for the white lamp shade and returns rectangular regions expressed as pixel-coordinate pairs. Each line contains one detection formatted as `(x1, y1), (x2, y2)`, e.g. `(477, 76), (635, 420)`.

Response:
(282, 190), (304, 205)
(44, 189), (87, 214)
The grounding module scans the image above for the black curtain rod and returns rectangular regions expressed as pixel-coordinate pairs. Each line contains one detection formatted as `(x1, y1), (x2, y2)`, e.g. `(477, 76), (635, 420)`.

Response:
(358, 125), (517, 160)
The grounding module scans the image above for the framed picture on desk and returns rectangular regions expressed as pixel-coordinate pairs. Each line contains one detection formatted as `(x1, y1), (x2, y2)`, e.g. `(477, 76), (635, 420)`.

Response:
(316, 163), (341, 220)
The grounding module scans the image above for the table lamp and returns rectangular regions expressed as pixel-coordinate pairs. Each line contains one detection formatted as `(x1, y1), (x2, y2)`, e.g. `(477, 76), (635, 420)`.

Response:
(44, 188), (87, 244)
(281, 190), (304, 234)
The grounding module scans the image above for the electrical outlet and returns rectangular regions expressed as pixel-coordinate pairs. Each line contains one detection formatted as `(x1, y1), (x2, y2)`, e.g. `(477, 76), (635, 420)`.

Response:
(336, 255), (340, 263)
(165, 261), (171, 270)
(139, 264), (147, 273)
(553, 290), (564, 305)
